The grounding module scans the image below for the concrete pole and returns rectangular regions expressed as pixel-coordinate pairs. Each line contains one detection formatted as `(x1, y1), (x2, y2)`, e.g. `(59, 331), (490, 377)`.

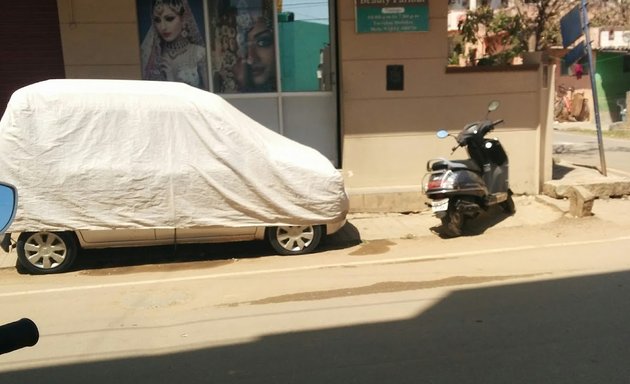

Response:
(470, 0), (477, 10)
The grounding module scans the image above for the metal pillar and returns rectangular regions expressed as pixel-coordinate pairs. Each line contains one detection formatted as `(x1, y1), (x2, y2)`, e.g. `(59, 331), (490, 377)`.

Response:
(581, 0), (607, 176)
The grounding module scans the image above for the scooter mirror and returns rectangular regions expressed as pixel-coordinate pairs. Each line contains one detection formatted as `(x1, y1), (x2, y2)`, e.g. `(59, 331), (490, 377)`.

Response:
(0, 182), (17, 234)
(488, 101), (500, 112)
(436, 130), (449, 139)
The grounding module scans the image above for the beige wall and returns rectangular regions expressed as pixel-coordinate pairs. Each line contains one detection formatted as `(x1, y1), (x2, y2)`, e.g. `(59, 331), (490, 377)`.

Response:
(337, 2), (553, 212)
(57, 0), (141, 79)
(55, 1), (553, 213)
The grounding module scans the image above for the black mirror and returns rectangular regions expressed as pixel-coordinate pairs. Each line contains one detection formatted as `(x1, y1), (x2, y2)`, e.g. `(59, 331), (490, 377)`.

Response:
(0, 182), (17, 234)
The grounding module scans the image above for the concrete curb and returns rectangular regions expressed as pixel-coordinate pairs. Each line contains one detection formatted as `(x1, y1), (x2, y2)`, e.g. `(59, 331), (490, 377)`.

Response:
(544, 159), (630, 199)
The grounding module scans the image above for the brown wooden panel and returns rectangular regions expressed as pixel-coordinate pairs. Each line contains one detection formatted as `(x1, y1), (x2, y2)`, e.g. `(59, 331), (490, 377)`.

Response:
(0, 0), (65, 114)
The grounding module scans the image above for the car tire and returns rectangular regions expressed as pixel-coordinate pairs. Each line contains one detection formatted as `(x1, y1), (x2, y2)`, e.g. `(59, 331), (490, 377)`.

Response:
(266, 225), (323, 255)
(17, 231), (78, 275)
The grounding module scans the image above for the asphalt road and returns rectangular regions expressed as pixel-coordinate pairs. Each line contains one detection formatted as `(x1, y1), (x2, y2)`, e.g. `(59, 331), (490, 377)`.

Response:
(1, 199), (630, 384)
(554, 130), (630, 175)
(0, 130), (627, 384)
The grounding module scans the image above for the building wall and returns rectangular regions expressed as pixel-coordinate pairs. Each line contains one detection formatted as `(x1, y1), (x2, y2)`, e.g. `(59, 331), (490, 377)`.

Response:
(0, 0), (65, 113)
(548, 49), (594, 124)
(337, 1), (553, 211)
(56, 0), (140, 79)
(550, 47), (630, 125)
(596, 52), (630, 123)
(53, 0), (553, 213)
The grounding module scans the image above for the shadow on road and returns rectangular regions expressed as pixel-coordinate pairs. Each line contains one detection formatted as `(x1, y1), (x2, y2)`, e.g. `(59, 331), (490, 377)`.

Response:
(2, 270), (629, 383)
(431, 205), (512, 238)
(552, 161), (576, 180)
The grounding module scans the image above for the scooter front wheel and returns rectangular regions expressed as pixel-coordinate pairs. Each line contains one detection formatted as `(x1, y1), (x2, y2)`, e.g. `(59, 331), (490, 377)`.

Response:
(441, 202), (464, 237)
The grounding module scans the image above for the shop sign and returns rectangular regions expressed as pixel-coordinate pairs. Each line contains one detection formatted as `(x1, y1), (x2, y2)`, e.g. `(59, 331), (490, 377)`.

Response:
(355, 0), (429, 33)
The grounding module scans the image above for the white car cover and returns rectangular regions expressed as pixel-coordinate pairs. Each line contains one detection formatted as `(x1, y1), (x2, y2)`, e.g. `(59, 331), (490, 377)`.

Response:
(0, 79), (348, 231)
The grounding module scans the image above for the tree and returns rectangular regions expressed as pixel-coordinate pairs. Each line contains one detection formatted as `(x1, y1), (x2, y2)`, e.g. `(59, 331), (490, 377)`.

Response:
(456, 0), (630, 66)
(512, 0), (577, 51)
(459, 6), (529, 65)
(590, 0), (630, 28)
(514, 0), (630, 50)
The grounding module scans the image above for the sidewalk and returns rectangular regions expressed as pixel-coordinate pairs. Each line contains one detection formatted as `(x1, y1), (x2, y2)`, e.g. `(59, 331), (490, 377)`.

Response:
(335, 157), (630, 244)
(0, 197), (568, 271)
(338, 194), (564, 242)
(2, 161), (629, 271)
(0, 197), (566, 271)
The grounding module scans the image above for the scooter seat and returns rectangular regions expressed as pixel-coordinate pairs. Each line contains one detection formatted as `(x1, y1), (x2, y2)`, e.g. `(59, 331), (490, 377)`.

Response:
(430, 158), (481, 173)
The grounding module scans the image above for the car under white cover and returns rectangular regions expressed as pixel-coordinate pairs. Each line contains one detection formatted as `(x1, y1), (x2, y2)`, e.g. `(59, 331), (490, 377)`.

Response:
(0, 79), (348, 274)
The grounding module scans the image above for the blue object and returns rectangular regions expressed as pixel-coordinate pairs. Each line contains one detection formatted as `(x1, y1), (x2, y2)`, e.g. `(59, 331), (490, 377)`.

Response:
(560, 6), (583, 48)
(0, 183), (17, 234)
(563, 41), (586, 67)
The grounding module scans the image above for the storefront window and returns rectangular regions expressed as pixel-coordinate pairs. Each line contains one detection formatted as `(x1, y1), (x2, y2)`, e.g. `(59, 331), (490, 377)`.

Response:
(208, 0), (277, 93)
(137, 0), (332, 94)
(137, 0), (209, 90)
(278, 0), (330, 92)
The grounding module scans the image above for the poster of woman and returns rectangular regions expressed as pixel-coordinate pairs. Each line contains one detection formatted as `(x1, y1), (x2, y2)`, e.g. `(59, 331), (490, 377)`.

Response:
(209, 0), (277, 93)
(137, 0), (209, 90)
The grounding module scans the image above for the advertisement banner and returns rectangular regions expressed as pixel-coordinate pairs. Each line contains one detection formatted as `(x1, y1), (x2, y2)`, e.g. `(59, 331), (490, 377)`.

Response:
(137, 0), (209, 90)
(209, 0), (277, 93)
(355, 0), (429, 33)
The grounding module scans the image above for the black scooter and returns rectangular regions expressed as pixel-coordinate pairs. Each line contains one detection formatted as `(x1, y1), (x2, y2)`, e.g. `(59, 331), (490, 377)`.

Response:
(422, 101), (515, 237)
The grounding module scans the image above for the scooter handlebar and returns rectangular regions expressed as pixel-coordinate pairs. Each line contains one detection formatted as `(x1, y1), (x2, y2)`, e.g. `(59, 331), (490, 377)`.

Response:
(480, 119), (504, 137)
(0, 318), (39, 355)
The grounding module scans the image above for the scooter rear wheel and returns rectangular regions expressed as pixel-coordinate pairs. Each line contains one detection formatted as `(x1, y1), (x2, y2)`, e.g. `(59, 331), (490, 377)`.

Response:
(441, 202), (464, 237)
(500, 189), (516, 215)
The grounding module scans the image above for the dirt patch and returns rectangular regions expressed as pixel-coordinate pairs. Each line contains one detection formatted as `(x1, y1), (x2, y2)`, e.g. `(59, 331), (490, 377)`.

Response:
(221, 274), (545, 307)
(349, 240), (396, 256)
(80, 259), (237, 276)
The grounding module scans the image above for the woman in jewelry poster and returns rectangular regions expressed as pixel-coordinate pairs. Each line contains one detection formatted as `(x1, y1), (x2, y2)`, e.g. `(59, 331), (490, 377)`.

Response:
(137, 0), (209, 90)
(209, 0), (277, 93)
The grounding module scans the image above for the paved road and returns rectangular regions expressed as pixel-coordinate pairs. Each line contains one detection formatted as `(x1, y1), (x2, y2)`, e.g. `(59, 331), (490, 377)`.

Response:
(0, 128), (627, 383)
(1, 198), (630, 383)
(554, 130), (630, 175)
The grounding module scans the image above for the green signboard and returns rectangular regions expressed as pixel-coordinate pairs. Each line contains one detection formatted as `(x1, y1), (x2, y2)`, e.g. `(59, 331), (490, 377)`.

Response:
(355, 0), (429, 33)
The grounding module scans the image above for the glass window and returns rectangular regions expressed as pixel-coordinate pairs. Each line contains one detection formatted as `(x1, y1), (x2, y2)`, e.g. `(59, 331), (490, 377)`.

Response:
(208, 0), (278, 93)
(277, 0), (331, 92)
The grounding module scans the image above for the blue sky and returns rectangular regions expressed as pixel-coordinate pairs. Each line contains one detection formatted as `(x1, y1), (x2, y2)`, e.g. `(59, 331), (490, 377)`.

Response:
(281, 0), (329, 24)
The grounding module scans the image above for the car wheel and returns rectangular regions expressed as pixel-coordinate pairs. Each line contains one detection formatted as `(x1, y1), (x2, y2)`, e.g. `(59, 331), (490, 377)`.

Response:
(266, 225), (323, 255)
(16, 231), (78, 275)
